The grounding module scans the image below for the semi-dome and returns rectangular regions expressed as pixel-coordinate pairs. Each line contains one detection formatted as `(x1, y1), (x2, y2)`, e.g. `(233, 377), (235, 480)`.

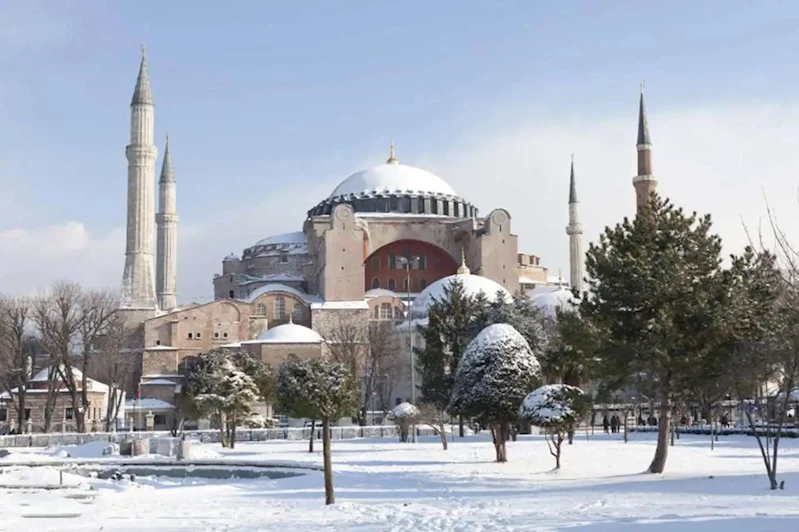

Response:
(251, 322), (324, 344)
(329, 163), (457, 198)
(412, 272), (512, 319)
(531, 288), (578, 317)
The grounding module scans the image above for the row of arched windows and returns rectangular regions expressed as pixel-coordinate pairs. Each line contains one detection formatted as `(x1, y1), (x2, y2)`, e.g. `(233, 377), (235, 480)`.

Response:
(371, 278), (428, 292)
(372, 303), (404, 321)
(253, 296), (308, 323)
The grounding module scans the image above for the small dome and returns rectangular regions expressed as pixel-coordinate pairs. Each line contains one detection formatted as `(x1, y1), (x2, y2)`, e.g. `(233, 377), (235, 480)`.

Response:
(223, 253), (239, 262)
(365, 288), (398, 298)
(329, 163), (457, 198)
(412, 273), (511, 318)
(253, 231), (306, 248)
(253, 322), (324, 344)
(532, 288), (578, 317)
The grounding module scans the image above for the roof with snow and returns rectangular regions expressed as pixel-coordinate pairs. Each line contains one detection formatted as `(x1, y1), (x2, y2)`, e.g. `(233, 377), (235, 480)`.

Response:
(411, 273), (511, 319)
(242, 283), (322, 305)
(2, 365), (109, 397)
(125, 398), (174, 411)
(365, 288), (400, 298)
(246, 322), (324, 344)
(531, 288), (578, 317)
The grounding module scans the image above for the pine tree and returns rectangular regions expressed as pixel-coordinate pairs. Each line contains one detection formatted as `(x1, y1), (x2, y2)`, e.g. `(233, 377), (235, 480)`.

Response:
(581, 195), (724, 473)
(449, 323), (541, 462)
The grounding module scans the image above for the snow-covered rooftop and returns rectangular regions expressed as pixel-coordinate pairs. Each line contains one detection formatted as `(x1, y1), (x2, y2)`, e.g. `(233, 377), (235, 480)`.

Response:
(124, 398), (174, 411)
(329, 163), (457, 198)
(246, 322), (324, 344)
(253, 231), (306, 248)
(143, 378), (179, 386)
(310, 300), (370, 310)
(411, 273), (511, 318)
(365, 288), (399, 298)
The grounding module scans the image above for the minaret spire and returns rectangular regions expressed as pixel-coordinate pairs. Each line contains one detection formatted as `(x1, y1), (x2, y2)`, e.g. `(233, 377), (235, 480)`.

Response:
(565, 155), (584, 294)
(121, 46), (158, 315)
(386, 141), (398, 165)
(457, 244), (470, 275)
(633, 81), (657, 211)
(156, 134), (179, 311)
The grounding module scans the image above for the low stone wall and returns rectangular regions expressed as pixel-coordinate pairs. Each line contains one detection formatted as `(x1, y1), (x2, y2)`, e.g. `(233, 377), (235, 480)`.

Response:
(0, 425), (443, 448)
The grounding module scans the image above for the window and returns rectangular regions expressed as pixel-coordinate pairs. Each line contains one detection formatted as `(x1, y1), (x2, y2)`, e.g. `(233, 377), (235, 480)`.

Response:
(214, 332), (219, 339)
(418, 255), (426, 270)
(371, 257), (380, 271)
(292, 304), (306, 323)
(280, 252), (288, 263)
(65, 408), (74, 420)
(24, 408), (31, 421)
(420, 279), (427, 290)
(154, 414), (167, 426)
(0, 409), (6, 422)
(156, 340), (161, 346)
(371, 278), (380, 289)
(393, 306), (403, 320)
(196, 332), (202, 339)
(388, 279), (396, 291)
(187, 332), (193, 339)
(379, 303), (392, 320)
(223, 332), (228, 339)
(228, 290), (235, 298)
(373, 306), (380, 319)
(396, 398), (402, 406)
(388, 254), (396, 269)
(403, 277), (413, 292)
(274, 295), (286, 320)
(256, 303), (266, 316)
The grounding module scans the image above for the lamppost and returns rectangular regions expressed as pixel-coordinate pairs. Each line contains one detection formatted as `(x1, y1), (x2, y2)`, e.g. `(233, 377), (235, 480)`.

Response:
(396, 254), (420, 443)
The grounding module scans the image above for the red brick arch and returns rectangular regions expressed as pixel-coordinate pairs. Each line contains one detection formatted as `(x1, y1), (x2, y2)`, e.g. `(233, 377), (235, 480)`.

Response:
(364, 239), (458, 293)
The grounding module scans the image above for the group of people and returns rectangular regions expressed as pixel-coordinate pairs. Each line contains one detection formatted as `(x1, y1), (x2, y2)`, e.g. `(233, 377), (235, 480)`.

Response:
(601, 415), (623, 434)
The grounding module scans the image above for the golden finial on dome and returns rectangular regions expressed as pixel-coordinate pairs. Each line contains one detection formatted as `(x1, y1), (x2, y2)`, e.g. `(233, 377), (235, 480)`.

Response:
(457, 244), (470, 275)
(387, 141), (398, 165)
(558, 269), (564, 288)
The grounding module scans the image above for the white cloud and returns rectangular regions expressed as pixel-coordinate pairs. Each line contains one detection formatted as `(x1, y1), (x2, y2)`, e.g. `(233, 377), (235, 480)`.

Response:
(2, 102), (798, 300)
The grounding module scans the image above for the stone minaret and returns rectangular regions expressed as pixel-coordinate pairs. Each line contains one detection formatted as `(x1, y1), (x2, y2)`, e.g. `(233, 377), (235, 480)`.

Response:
(565, 155), (583, 293)
(120, 46), (158, 313)
(633, 83), (657, 211)
(156, 135), (178, 311)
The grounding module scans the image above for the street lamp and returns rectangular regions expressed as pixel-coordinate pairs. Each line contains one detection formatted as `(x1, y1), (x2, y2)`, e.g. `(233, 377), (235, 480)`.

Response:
(396, 254), (420, 443)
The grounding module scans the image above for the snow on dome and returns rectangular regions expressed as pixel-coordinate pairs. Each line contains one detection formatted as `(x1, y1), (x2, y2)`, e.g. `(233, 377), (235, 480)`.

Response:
(531, 288), (578, 317)
(365, 288), (399, 298)
(412, 273), (511, 318)
(329, 163), (457, 198)
(254, 231), (306, 248)
(250, 322), (324, 344)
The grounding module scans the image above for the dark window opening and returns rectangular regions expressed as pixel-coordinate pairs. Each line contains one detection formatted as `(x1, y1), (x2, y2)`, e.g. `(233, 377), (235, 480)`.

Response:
(214, 332), (219, 339)
(154, 414), (167, 426)
(187, 333), (193, 339)
(420, 279), (427, 290)
(65, 408), (74, 420)
(228, 290), (235, 298)
(223, 332), (228, 338)
(371, 278), (380, 289)
(371, 257), (380, 271)
(388, 279), (396, 291)
(0, 409), (7, 422)
(24, 408), (31, 421)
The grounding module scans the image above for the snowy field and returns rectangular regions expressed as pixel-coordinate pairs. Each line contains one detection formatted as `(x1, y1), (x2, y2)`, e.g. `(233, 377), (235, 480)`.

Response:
(2, 432), (799, 531)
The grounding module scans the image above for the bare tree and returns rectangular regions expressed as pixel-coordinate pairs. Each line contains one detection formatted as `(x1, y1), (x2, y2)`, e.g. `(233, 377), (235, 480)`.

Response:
(90, 318), (141, 432)
(418, 402), (449, 450)
(324, 316), (368, 425)
(367, 320), (405, 418)
(0, 296), (34, 432)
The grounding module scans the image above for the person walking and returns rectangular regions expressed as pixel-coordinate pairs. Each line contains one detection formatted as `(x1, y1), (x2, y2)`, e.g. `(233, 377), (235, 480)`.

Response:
(602, 415), (610, 434)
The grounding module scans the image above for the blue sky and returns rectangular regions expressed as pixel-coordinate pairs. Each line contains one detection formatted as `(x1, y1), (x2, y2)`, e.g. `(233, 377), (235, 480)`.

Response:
(1, 1), (798, 300)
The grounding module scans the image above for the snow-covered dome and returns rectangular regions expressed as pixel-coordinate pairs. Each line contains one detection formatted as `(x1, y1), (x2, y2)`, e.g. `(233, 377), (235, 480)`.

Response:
(531, 288), (578, 317)
(252, 322), (324, 344)
(412, 272), (511, 318)
(223, 252), (239, 262)
(329, 163), (457, 198)
(365, 288), (399, 298)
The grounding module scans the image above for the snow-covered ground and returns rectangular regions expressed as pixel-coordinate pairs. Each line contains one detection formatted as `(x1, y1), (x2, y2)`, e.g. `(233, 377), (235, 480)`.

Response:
(2, 432), (799, 531)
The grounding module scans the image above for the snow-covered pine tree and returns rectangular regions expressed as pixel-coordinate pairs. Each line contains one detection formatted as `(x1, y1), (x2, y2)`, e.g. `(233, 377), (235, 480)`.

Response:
(184, 348), (261, 448)
(275, 356), (355, 505)
(581, 194), (725, 474)
(519, 384), (591, 468)
(449, 323), (541, 462)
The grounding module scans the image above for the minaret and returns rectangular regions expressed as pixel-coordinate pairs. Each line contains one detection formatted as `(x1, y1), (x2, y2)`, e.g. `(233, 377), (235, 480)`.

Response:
(120, 45), (158, 313)
(633, 82), (657, 211)
(156, 134), (178, 311)
(565, 155), (583, 293)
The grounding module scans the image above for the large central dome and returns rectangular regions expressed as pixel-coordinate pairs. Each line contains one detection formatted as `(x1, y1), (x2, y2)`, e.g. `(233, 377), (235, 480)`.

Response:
(329, 163), (457, 198)
(307, 145), (476, 218)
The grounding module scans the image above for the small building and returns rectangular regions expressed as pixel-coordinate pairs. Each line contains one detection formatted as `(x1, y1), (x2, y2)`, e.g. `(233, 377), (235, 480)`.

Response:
(0, 366), (118, 433)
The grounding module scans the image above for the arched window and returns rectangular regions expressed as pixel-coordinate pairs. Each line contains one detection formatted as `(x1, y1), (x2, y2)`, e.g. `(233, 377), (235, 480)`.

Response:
(379, 303), (392, 320)
(388, 279), (396, 291)
(419, 279), (427, 290)
(255, 303), (266, 316)
(371, 278), (380, 289)
(403, 277), (413, 292)
(274, 296), (286, 321)
(393, 306), (403, 320)
(373, 305), (380, 319)
(228, 290), (235, 298)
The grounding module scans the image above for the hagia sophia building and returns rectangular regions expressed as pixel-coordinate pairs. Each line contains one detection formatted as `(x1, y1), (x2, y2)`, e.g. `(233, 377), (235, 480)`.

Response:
(117, 50), (657, 428)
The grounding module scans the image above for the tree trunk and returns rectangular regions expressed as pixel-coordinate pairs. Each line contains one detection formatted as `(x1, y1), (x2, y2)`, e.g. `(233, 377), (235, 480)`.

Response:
(360, 404), (367, 427)
(648, 392), (671, 473)
(219, 412), (229, 448)
(17, 389), (26, 434)
(309, 420), (316, 453)
(491, 422), (507, 462)
(555, 433), (562, 469)
(623, 413), (629, 443)
(459, 416), (464, 438)
(322, 417), (335, 505)
(438, 420), (448, 450)
(567, 428), (574, 445)
(230, 416), (237, 449)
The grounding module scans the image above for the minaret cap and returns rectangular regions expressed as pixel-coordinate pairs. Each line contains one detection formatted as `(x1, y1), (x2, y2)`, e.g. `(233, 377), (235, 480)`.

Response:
(456, 245), (470, 275)
(569, 153), (577, 204)
(637, 81), (651, 146)
(131, 43), (153, 106)
(386, 141), (398, 165)
(159, 134), (175, 183)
